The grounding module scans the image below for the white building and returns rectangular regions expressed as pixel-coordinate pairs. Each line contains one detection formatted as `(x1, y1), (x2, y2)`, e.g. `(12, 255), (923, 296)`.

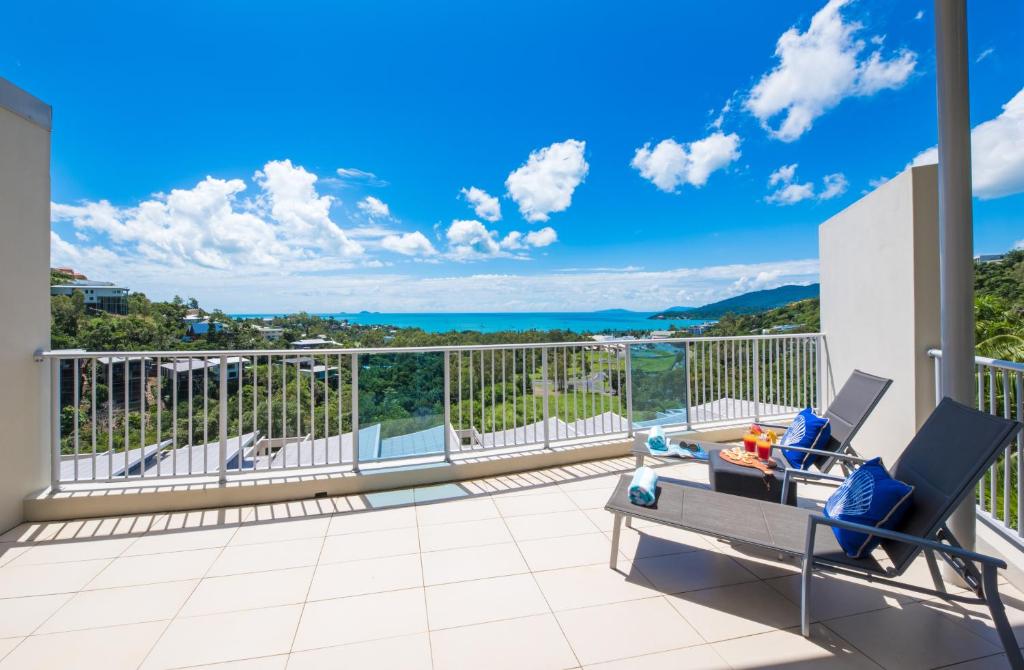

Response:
(50, 279), (128, 315)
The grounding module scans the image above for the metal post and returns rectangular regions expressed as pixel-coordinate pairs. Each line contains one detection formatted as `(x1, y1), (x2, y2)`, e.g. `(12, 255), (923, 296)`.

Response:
(935, 0), (977, 563)
(50, 359), (61, 492)
(753, 339), (761, 421)
(443, 352), (452, 462)
(816, 335), (827, 412)
(685, 342), (693, 431)
(351, 353), (360, 472)
(541, 348), (550, 449)
(624, 345), (634, 437)
(218, 355), (228, 485)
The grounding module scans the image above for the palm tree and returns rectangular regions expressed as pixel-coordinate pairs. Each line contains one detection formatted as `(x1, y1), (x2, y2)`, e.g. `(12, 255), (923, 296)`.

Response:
(976, 334), (1024, 362)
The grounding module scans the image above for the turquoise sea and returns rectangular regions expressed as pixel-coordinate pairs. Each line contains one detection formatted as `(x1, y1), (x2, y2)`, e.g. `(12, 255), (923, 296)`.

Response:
(228, 311), (711, 334)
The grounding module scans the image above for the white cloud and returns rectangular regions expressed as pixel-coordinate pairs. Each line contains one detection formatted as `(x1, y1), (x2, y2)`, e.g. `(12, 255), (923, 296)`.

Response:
(380, 231), (437, 256)
(769, 163), (799, 186)
(1015, 240), (1024, 250)
(819, 173), (849, 199)
(868, 176), (890, 188)
(976, 48), (995, 64)
(765, 164), (847, 204)
(357, 195), (391, 219)
(446, 219), (503, 259)
(505, 139), (589, 221)
(732, 270), (784, 292)
(914, 10), (924, 20)
(910, 87), (1024, 199)
(331, 167), (387, 187)
(50, 159), (364, 276)
(524, 227), (557, 248)
(746, 0), (917, 141)
(459, 186), (502, 222)
(631, 132), (741, 193)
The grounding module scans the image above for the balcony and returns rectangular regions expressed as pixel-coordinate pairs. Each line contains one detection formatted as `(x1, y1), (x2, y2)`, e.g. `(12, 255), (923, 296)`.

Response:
(1, 454), (1021, 669)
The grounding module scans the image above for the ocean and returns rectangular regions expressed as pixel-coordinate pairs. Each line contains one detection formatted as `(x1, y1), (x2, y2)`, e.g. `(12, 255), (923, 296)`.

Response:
(227, 311), (711, 334)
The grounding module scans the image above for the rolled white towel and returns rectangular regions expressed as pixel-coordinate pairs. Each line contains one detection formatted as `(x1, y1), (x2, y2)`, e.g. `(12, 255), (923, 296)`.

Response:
(646, 426), (668, 451)
(628, 466), (658, 507)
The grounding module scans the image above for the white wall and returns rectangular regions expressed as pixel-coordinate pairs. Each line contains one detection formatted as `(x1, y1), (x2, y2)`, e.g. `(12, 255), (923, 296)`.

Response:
(819, 165), (939, 466)
(0, 79), (51, 532)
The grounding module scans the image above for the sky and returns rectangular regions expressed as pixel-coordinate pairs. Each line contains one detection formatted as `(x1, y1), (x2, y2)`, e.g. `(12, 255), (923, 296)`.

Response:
(3, 0), (1022, 313)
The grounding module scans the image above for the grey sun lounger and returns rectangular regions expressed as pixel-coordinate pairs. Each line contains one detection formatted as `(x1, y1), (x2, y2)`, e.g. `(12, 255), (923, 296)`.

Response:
(606, 398), (1024, 668)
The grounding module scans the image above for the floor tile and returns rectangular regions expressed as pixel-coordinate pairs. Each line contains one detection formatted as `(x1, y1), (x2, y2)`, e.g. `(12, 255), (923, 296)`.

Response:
(555, 597), (702, 665)
(940, 653), (1017, 669)
(826, 601), (1002, 670)
(141, 604), (302, 670)
(229, 517), (329, 546)
(86, 548), (219, 590)
(38, 580), (197, 633)
(504, 510), (600, 541)
(0, 621), (165, 670)
(610, 524), (710, 560)
(667, 581), (802, 642)
(708, 538), (802, 579)
(765, 572), (915, 622)
(0, 593), (72, 638)
(634, 550), (758, 594)
(564, 488), (616, 510)
(7, 537), (135, 566)
(426, 573), (550, 629)
(416, 498), (501, 526)
(582, 508), (655, 533)
(421, 542), (527, 586)
(0, 559), (109, 598)
(292, 588), (427, 651)
(711, 623), (883, 669)
(0, 638), (20, 662)
(327, 506), (417, 535)
(918, 584), (1024, 648)
(183, 656), (287, 670)
(582, 644), (731, 670)
(287, 633), (432, 670)
(533, 561), (655, 611)
(308, 553), (422, 600)
(180, 566), (313, 617)
(123, 527), (237, 556)
(318, 526), (419, 564)
(414, 483), (472, 503)
(430, 613), (578, 670)
(493, 491), (578, 518)
(517, 533), (616, 572)
(418, 518), (513, 552)
(207, 537), (323, 577)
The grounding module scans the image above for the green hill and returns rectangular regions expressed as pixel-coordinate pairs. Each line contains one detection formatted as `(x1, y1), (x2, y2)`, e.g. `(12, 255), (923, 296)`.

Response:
(651, 283), (820, 320)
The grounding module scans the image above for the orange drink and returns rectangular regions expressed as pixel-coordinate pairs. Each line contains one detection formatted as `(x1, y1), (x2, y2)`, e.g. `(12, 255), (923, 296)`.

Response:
(742, 433), (757, 453)
(756, 438), (771, 461)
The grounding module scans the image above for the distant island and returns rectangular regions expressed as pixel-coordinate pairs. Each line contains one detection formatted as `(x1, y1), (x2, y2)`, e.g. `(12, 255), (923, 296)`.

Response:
(650, 284), (821, 320)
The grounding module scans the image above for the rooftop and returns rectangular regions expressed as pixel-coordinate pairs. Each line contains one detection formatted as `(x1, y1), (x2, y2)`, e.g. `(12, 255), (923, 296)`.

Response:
(0, 455), (1018, 669)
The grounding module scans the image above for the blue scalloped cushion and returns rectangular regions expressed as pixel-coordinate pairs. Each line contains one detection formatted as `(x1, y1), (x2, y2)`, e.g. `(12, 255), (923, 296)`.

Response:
(824, 457), (914, 558)
(780, 408), (831, 469)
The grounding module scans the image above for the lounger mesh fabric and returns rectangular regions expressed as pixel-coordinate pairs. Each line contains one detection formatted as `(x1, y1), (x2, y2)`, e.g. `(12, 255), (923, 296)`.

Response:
(809, 369), (892, 469)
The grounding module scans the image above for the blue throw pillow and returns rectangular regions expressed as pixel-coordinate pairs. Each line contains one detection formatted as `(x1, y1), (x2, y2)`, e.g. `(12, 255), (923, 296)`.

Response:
(824, 457), (914, 558)
(780, 408), (831, 469)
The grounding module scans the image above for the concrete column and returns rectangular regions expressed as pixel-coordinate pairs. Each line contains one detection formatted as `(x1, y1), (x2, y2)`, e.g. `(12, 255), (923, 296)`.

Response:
(0, 78), (52, 532)
(934, 0), (976, 556)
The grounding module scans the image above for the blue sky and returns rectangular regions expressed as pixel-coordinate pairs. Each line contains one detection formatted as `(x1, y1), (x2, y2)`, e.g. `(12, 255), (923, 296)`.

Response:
(4, 0), (1022, 312)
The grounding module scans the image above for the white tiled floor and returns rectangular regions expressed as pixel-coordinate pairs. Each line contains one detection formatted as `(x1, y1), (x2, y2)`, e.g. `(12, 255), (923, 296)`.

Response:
(0, 456), (1021, 669)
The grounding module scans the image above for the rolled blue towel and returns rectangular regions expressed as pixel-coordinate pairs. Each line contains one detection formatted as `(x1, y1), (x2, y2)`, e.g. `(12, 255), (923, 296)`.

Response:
(646, 426), (668, 451)
(628, 466), (659, 507)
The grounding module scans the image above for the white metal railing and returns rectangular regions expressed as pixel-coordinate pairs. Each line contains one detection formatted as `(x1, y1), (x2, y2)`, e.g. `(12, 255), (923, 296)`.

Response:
(929, 349), (1024, 545)
(41, 333), (825, 489)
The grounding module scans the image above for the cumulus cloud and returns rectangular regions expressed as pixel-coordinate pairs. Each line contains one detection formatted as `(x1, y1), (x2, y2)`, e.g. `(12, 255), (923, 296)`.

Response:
(51, 159), (365, 276)
(631, 132), (741, 193)
(914, 10), (924, 20)
(525, 227), (557, 248)
(459, 186), (501, 222)
(765, 164), (847, 204)
(732, 270), (784, 292)
(910, 87), (1024, 199)
(505, 139), (589, 221)
(868, 176), (890, 188)
(446, 219), (503, 259)
(357, 195), (391, 219)
(746, 0), (917, 141)
(380, 231), (437, 256)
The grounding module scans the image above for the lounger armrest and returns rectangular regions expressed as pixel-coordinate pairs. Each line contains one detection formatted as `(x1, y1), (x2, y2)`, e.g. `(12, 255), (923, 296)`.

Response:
(755, 421), (790, 430)
(774, 445), (870, 465)
(807, 515), (1007, 568)
(783, 469), (845, 488)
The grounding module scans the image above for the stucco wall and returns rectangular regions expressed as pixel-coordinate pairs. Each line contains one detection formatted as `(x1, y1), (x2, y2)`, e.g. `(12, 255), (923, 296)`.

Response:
(819, 165), (939, 466)
(0, 79), (51, 532)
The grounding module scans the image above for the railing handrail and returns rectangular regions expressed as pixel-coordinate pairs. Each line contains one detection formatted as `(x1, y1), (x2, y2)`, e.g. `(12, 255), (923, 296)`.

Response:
(38, 332), (825, 359)
(927, 348), (1024, 373)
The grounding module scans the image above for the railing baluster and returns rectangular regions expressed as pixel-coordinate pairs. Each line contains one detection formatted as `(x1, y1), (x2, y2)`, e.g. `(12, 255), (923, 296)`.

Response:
(443, 352), (452, 462)
(541, 347), (550, 449)
(351, 353), (359, 472)
(49, 359), (60, 491)
(218, 355), (228, 484)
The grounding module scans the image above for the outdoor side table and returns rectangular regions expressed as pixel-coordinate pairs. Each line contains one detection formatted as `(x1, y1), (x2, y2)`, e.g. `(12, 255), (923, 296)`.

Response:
(707, 447), (797, 505)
